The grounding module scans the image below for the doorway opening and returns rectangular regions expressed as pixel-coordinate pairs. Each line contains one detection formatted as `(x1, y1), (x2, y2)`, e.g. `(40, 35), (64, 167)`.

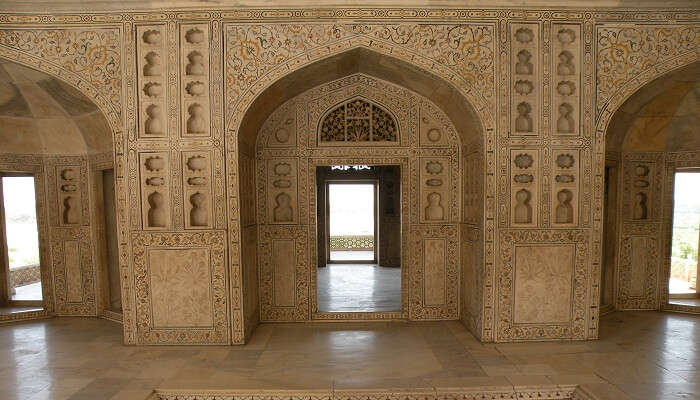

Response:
(328, 181), (377, 263)
(316, 165), (401, 313)
(0, 174), (42, 307)
(668, 170), (700, 307)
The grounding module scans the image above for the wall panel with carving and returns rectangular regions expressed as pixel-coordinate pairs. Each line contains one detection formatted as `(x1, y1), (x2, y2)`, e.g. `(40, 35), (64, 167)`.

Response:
(614, 153), (665, 310)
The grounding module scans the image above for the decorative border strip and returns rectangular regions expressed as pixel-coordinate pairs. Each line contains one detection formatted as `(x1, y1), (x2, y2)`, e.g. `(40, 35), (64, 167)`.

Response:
(152, 384), (579, 400)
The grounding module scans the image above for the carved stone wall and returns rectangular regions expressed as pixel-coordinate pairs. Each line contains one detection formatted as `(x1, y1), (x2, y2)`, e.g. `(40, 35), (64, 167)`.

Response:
(0, 7), (695, 344)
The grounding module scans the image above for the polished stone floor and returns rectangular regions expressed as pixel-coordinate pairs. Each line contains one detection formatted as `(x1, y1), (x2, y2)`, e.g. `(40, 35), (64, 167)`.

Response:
(669, 298), (700, 307)
(317, 264), (401, 312)
(1, 312), (700, 399)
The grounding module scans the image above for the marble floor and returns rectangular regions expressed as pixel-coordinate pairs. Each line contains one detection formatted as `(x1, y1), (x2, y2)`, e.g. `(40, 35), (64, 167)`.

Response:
(317, 264), (401, 312)
(1, 312), (700, 399)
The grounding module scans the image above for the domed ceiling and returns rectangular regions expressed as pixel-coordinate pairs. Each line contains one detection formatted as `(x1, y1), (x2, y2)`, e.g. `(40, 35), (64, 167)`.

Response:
(0, 58), (112, 155)
(606, 62), (700, 153)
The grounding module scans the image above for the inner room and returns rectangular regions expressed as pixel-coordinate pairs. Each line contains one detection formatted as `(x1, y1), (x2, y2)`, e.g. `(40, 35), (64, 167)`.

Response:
(316, 165), (401, 313)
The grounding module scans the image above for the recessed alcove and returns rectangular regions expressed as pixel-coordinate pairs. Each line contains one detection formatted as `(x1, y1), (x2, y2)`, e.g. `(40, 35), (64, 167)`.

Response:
(602, 61), (700, 314)
(0, 58), (119, 322)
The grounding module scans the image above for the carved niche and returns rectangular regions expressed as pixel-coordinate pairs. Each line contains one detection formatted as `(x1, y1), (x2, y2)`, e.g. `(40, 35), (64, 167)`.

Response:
(511, 23), (539, 136)
(510, 150), (539, 226)
(55, 165), (83, 226)
(137, 25), (167, 138)
(622, 157), (661, 222)
(552, 151), (580, 226)
(553, 24), (581, 136)
(182, 152), (213, 229)
(181, 24), (210, 137)
(139, 152), (170, 230)
(266, 159), (298, 225)
(420, 158), (450, 223)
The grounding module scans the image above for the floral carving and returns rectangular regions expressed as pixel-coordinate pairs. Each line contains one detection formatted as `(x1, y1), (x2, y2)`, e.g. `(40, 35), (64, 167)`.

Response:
(0, 28), (122, 117)
(596, 26), (700, 116)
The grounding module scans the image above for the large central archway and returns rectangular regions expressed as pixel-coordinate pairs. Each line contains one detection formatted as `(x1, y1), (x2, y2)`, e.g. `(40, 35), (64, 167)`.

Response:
(231, 48), (487, 338)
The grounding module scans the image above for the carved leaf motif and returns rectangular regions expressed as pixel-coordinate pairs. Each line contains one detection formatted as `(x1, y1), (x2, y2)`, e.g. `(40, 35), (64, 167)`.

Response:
(273, 163), (291, 176)
(273, 179), (291, 188)
(426, 178), (443, 186)
(146, 177), (165, 187)
(514, 80), (534, 95)
(556, 81), (576, 96)
(187, 177), (207, 186)
(556, 154), (575, 169)
(557, 29), (576, 44)
(555, 174), (575, 183)
(186, 155), (207, 172)
(515, 28), (534, 44)
(513, 174), (534, 183)
(634, 179), (650, 188)
(144, 157), (165, 172)
(426, 161), (444, 174)
(513, 153), (534, 169)
(185, 28), (205, 44)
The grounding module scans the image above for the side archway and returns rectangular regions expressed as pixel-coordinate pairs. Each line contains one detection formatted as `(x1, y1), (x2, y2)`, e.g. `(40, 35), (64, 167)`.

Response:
(598, 60), (700, 314)
(0, 39), (130, 337)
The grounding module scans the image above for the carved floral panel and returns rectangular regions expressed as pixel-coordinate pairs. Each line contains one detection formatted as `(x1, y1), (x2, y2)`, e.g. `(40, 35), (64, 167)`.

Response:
(497, 230), (588, 341)
(131, 231), (229, 344)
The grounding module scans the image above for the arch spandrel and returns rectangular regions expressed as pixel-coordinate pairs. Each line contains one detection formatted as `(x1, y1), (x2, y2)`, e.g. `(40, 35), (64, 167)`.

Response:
(225, 24), (495, 148)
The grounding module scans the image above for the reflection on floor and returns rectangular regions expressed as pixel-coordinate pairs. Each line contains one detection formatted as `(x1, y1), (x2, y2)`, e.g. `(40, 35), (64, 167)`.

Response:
(669, 297), (700, 307)
(2, 312), (700, 399)
(329, 250), (375, 261)
(0, 306), (43, 316)
(11, 282), (42, 301)
(317, 264), (400, 312)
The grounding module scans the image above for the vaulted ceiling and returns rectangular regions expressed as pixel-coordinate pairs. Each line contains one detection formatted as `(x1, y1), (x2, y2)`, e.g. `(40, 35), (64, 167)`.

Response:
(0, 59), (112, 155)
(606, 62), (700, 153)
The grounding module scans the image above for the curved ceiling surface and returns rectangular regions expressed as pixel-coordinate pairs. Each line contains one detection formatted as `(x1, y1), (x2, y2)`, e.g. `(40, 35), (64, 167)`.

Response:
(606, 62), (700, 153)
(0, 58), (113, 155)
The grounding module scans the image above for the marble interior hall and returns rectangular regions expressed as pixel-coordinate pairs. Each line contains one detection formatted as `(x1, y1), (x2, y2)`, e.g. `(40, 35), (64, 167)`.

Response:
(0, 0), (698, 399)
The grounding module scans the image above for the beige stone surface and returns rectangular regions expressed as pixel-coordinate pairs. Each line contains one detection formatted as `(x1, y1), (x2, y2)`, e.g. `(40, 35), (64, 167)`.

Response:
(149, 248), (213, 328)
(2, 311), (700, 399)
(0, 60), (112, 155)
(514, 245), (574, 324)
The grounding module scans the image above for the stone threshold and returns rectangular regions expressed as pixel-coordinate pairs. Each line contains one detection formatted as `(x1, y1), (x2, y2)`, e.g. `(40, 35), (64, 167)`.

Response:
(149, 384), (604, 400)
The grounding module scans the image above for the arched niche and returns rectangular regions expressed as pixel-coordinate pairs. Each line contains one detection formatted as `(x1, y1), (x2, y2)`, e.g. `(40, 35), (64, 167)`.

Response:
(601, 61), (700, 314)
(234, 48), (486, 338)
(0, 57), (120, 322)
